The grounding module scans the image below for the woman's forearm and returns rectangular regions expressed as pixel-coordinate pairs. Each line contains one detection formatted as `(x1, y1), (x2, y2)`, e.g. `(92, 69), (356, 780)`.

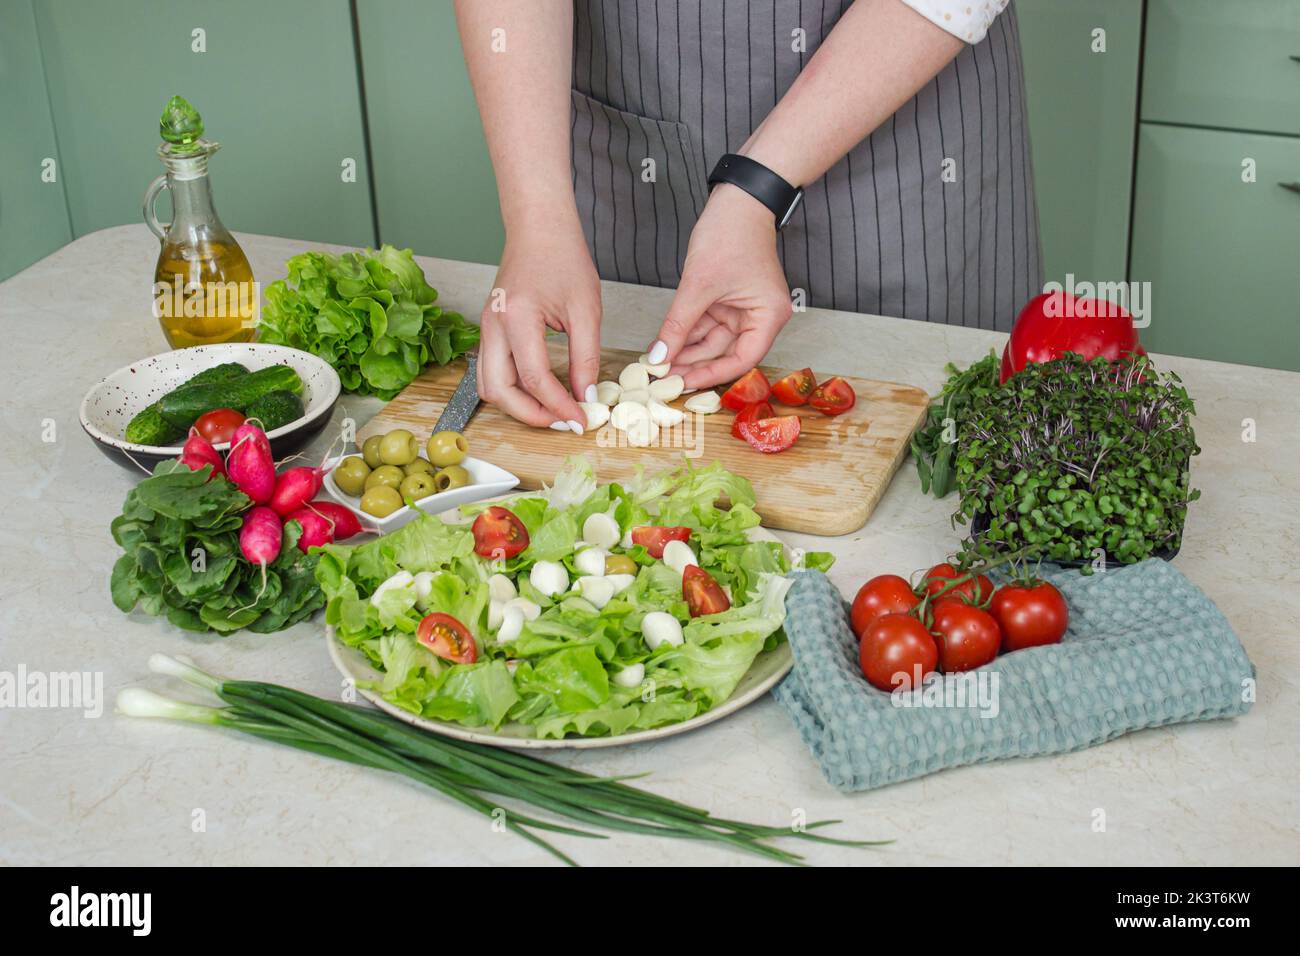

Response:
(740, 0), (965, 189)
(454, 0), (578, 234)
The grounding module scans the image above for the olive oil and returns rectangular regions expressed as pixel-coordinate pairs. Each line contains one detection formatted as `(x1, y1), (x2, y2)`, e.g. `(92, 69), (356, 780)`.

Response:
(145, 96), (257, 348)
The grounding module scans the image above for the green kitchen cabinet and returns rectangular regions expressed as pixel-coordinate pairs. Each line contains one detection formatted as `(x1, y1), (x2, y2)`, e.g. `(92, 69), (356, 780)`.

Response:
(1143, 0), (1300, 137)
(0, 0), (72, 281)
(1129, 123), (1300, 371)
(1016, 0), (1143, 290)
(355, 0), (505, 265)
(31, 0), (374, 250)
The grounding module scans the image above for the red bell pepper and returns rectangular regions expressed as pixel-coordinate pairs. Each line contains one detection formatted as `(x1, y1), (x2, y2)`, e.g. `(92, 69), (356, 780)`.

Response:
(1000, 291), (1144, 384)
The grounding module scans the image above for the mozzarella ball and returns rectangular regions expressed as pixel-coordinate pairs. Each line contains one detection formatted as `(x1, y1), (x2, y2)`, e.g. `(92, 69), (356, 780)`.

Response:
(661, 539), (697, 576)
(577, 575), (616, 609)
(604, 573), (636, 593)
(578, 401), (610, 430)
(529, 560), (569, 598)
(413, 571), (436, 611)
(574, 546), (608, 578)
(487, 599), (505, 631)
(582, 511), (621, 551)
(618, 362), (650, 390)
(684, 391), (722, 414)
(487, 573), (517, 604)
(505, 597), (542, 621)
(613, 662), (646, 688)
(648, 400), (685, 427)
(648, 374), (684, 403)
(641, 611), (684, 650)
(497, 605), (525, 643)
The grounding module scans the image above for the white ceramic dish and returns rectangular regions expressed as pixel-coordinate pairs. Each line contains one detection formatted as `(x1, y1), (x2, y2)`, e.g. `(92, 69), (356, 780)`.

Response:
(80, 343), (341, 470)
(322, 455), (520, 531)
(325, 524), (793, 750)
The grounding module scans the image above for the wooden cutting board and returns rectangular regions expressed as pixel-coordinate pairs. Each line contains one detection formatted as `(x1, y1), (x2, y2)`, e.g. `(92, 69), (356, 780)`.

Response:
(358, 344), (929, 535)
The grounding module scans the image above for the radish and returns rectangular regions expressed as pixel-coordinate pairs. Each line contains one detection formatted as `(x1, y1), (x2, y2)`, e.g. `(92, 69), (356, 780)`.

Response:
(286, 506), (337, 553)
(268, 466), (323, 517)
(226, 423), (276, 504)
(239, 505), (283, 600)
(304, 500), (367, 541)
(179, 429), (224, 480)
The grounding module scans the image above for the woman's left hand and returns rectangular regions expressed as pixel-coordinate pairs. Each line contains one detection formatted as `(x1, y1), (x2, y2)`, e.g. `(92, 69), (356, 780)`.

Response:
(651, 185), (793, 390)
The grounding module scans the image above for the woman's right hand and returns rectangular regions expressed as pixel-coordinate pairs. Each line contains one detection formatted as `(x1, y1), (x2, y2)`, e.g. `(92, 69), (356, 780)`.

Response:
(477, 219), (602, 432)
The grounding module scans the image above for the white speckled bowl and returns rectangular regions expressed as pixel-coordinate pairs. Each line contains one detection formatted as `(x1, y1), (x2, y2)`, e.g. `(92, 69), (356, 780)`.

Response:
(79, 343), (341, 471)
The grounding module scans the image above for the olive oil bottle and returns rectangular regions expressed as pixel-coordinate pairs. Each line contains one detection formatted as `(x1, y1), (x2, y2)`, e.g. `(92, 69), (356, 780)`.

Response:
(144, 95), (256, 347)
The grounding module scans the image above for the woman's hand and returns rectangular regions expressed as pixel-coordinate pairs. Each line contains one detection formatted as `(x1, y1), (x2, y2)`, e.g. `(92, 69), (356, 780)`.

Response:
(478, 218), (601, 432)
(651, 185), (793, 389)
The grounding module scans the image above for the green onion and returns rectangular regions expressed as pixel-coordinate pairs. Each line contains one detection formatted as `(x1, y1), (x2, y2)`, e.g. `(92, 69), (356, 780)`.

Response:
(119, 655), (888, 865)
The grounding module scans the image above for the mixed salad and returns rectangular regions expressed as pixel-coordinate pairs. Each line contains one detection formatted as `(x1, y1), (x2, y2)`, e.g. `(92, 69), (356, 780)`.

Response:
(315, 458), (831, 739)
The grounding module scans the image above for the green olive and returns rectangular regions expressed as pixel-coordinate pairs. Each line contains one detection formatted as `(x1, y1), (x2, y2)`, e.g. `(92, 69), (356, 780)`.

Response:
(333, 456), (371, 496)
(378, 428), (420, 466)
(361, 435), (385, 469)
(364, 464), (405, 492)
(433, 464), (471, 492)
(359, 485), (404, 518)
(427, 430), (469, 467)
(399, 473), (437, 502)
(604, 553), (637, 576)
(403, 457), (435, 477)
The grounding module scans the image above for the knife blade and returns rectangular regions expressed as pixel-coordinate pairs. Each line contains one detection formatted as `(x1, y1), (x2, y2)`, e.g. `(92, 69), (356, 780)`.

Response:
(432, 349), (480, 434)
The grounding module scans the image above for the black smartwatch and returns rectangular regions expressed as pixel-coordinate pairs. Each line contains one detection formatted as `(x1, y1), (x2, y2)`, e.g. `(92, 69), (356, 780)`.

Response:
(707, 153), (803, 229)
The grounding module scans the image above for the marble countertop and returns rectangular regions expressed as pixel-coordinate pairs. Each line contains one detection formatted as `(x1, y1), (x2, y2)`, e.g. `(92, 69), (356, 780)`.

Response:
(2, 224), (1296, 866)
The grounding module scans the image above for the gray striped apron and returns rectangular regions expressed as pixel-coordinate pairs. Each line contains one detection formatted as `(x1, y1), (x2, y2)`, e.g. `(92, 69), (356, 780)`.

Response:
(570, 0), (1042, 330)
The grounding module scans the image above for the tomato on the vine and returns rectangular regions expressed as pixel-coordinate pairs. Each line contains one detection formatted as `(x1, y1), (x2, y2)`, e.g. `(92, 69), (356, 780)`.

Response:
(989, 581), (1069, 652)
(858, 613), (937, 691)
(922, 563), (993, 605)
(930, 602), (1001, 672)
(850, 574), (919, 639)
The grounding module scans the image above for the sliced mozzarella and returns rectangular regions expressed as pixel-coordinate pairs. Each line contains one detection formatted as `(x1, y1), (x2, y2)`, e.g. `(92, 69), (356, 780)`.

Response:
(505, 597), (542, 621)
(642, 611), (684, 650)
(618, 362), (650, 390)
(529, 560), (569, 598)
(605, 572), (636, 593)
(487, 573), (517, 603)
(574, 546), (608, 577)
(578, 401), (611, 430)
(577, 575), (616, 609)
(648, 400), (685, 427)
(683, 391), (722, 414)
(648, 374), (684, 403)
(638, 354), (672, 378)
(370, 570), (414, 606)
(582, 511), (621, 551)
(497, 605), (525, 643)
(620, 527), (635, 549)
(613, 662), (646, 688)
(610, 400), (649, 431)
(618, 387), (650, 406)
(625, 418), (659, 447)
(413, 571), (436, 611)
(487, 599), (505, 631)
(662, 539), (696, 576)
(595, 380), (622, 405)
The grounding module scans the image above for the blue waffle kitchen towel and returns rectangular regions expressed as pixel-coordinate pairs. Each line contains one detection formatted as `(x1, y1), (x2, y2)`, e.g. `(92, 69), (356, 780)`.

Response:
(772, 560), (1255, 792)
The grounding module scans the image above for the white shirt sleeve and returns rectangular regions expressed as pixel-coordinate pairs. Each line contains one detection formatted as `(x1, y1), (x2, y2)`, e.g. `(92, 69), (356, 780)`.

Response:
(899, 0), (1011, 45)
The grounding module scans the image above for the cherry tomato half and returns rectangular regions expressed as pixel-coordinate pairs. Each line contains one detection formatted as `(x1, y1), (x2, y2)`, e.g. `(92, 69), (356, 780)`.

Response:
(194, 407), (246, 445)
(850, 574), (920, 639)
(471, 506), (530, 560)
(731, 400), (775, 440)
(417, 612), (477, 664)
(859, 613), (938, 692)
(721, 368), (772, 411)
(989, 581), (1069, 652)
(930, 601), (1001, 672)
(683, 564), (731, 617)
(770, 368), (817, 406)
(737, 414), (801, 453)
(631, 525), (691, 559)
(808, 376), (856, 416)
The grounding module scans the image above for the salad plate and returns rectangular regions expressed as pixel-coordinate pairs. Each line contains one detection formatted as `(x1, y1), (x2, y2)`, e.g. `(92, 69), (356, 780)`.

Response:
(320, 462), (806, 749)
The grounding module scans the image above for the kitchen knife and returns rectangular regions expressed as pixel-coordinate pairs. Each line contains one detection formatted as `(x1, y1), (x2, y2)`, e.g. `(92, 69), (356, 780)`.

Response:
(432, 348), (480, 434)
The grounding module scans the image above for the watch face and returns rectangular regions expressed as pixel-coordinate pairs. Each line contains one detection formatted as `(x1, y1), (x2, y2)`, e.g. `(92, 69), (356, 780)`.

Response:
(777, 189), (804, 230)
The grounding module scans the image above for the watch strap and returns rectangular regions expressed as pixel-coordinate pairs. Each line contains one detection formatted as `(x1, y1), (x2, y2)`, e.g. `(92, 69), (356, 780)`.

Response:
(707, 153), (803, 230)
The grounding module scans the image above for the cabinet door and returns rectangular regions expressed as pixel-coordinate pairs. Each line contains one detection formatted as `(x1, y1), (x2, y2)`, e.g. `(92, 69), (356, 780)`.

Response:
(1143, 0), (1300, 137)
(1129, 124), (1300, 371)
(1016, 0), (1142, 287)
(33, 0), (374, 249)
(356, 0), (504, 264)
(0, 0), (71, 280)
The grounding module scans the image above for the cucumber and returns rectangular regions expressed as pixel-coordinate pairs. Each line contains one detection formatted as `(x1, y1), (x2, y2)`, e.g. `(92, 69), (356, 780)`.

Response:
(124, 362), (250, 445)
(160, 364), (304, 429)
(243, 390), (305, 432)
